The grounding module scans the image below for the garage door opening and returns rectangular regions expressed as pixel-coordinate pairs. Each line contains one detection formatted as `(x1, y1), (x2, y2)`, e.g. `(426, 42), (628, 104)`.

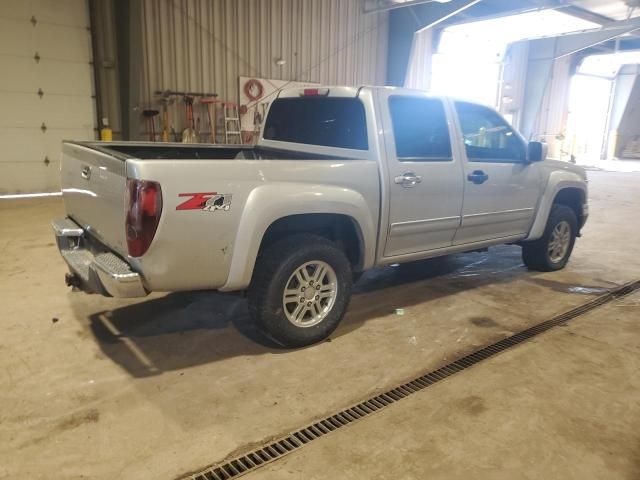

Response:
(565, 73), (613, 165)
(567, 52), (640, 168)
(413, 9), (598, 107)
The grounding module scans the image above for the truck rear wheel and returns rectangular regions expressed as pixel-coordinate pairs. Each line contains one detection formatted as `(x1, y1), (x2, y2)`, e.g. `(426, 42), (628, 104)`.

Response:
(248, 234), (353, 348)
(522, 204), (577, 272)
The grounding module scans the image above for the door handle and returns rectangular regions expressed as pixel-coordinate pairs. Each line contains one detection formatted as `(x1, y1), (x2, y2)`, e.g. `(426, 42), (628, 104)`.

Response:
(81, 165), (92, 180)
(394, 172), (423, 188)
(467, 170), (488, 184)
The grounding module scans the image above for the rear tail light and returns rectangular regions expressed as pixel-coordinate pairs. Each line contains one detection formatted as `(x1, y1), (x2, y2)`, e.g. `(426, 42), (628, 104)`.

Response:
(125, 179), (162, 257)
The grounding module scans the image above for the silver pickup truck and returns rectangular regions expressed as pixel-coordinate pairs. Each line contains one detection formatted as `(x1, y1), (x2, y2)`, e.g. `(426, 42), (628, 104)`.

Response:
(54, 86), (588, 347)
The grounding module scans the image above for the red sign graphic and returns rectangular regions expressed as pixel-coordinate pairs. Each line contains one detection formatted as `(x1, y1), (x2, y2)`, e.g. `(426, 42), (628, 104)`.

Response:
(176, 192), (218, 210)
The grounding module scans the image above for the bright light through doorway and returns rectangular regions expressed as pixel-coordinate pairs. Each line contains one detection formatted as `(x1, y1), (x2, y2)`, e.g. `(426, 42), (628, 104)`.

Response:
(565, 74), (612, 164)
(567, 51), (640, 165)
(429, 10), (598, 106)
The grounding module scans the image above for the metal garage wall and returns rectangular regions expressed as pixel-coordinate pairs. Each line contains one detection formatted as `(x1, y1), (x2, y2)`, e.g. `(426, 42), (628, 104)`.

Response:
(0, 0), (96, 194)
(613, 72), (640, 158)
(510, 38), (572, 160)
(404, 28), (433, 91)
(605, 65), (639, 158)
(529, 53), (572, 159)
(138, 0), (388, 113)
(499, 41), (530, 129)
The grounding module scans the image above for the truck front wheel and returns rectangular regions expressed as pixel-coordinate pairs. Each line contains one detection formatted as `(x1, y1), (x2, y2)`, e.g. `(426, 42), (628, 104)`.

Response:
(522, 204), (577, 272)
(248, 234), (353, 348)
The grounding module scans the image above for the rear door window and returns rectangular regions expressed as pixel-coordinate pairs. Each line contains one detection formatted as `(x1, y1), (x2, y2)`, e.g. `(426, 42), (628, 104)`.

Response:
(263, 97), (368, 150)
(388, 96), (452, 161)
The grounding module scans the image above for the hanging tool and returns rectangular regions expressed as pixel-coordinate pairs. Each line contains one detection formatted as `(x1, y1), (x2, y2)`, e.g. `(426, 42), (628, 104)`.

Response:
(143, 109), (160, 142)
(201, 97), (220, 144)
(154, 89), (217, 98)
(181, 96), (199, 143)
(162, 106), (170, 142)
(159, 93), (174, 142)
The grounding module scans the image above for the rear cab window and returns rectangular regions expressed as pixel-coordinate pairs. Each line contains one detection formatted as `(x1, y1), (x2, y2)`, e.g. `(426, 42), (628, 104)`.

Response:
(263, 97), (368, 151)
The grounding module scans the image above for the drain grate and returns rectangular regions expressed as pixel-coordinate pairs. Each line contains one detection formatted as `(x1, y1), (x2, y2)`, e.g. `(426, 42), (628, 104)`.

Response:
(184, 280), (640, 480)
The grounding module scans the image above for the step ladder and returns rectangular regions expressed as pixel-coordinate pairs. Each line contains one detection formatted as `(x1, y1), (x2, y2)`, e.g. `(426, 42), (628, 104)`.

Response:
(223, 102), (242, 144)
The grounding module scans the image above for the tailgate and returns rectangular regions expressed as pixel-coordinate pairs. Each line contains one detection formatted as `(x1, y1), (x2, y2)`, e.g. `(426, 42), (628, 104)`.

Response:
(61, 142), (128, 256)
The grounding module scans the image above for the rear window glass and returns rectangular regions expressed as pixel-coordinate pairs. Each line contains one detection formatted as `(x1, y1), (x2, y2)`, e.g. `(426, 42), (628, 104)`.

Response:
(263, 97), (368, 150)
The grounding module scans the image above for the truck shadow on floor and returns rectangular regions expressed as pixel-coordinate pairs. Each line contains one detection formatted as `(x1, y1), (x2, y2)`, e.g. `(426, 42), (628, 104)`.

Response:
(80, 245), (592, 377)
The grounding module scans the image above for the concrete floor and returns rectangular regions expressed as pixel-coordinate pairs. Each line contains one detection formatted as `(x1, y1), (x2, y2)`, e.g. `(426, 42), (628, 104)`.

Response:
(253, 290), (640, 480)
(0, 170), (639, 480)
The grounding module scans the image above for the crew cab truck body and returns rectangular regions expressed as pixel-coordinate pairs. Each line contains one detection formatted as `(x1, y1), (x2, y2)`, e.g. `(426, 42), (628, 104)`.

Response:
(54, 86), (588, 347)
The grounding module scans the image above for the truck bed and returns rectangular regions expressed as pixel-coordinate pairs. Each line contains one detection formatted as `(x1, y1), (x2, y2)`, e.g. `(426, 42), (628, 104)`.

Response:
(60, 140), (380, 292)
(60, 142), (251, 257)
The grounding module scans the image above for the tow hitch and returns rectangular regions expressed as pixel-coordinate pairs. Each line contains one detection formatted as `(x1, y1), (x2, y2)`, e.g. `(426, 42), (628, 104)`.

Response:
(65, 272), (82, 288)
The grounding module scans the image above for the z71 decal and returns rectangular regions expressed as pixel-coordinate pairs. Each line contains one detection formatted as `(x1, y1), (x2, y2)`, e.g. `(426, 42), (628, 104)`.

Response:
(176, 192), (232, 211)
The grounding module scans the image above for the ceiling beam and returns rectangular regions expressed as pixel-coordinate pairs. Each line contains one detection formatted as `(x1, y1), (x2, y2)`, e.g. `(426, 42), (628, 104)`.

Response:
(362, 0), (458, 14)
(415, 0), (483, 32)
(524, 16), (640, 58)
(560, 4), (614, 25)
(437, 1), (564, 27)
(430, 0), (626, 29)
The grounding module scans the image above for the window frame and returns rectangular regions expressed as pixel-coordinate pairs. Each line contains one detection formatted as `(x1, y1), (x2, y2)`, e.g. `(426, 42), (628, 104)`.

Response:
(388, 95), (454, 163)
(454, 101), (528, 164)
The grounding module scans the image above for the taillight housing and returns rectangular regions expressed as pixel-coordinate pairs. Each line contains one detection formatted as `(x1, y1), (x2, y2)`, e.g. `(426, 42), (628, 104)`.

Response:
(125, 179), (162, 257)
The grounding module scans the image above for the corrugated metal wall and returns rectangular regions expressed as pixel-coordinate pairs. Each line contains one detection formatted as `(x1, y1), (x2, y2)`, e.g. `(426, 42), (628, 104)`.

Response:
(533, 54), (572, 158)
(139, 0), (388, 107)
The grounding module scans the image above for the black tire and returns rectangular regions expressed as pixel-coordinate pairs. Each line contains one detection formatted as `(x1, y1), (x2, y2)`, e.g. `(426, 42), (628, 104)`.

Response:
(248, 234), (353, 348)
(522, 204), (577, 272)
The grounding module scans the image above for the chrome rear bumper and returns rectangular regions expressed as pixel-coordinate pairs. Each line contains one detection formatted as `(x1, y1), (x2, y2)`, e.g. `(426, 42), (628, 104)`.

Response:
(53, 217), (147, 298)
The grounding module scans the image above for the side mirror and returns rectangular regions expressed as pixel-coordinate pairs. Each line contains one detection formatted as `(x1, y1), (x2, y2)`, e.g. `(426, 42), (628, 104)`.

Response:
(527, 141), (547, 162)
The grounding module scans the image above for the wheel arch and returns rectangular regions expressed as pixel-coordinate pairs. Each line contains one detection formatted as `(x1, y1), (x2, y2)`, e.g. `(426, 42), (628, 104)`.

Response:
(552, 187), (585, 227)
(220, 184), (376, 291)
(526, 176), (587, 241)
(258, 213), (366, 271)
